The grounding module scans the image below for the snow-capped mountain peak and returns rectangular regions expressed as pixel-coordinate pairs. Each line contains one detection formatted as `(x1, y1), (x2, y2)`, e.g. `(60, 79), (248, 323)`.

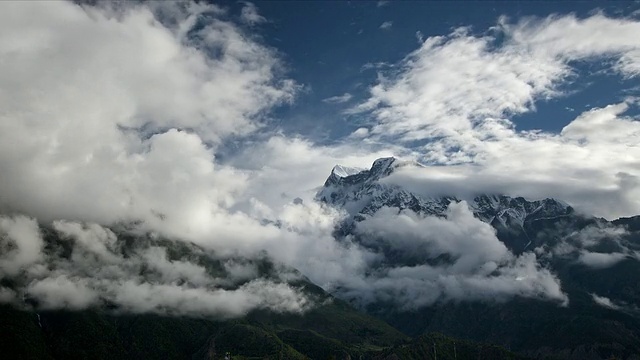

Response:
(317, 157), (575, 253)
(331, 165), (364, 179)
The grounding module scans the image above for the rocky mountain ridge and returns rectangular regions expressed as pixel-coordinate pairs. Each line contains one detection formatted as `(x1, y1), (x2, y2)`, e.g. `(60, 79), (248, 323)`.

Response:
(318, 157), (578, 253)
(316, 157), (640, 359)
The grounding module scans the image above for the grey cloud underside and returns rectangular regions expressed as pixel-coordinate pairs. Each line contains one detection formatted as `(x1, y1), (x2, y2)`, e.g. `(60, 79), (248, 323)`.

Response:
(0, 215), (311, 317)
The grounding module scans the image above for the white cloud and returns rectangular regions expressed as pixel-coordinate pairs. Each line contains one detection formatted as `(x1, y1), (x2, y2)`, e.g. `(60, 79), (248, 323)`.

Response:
(578, 251), (627, 268)
(534, 223), (637, 269)
(343, 202), (568, 308)
(140, 246), (212, 287)
(0, 214), (311, 317)
(350, 14), (640, 219)
(357, 203), (510, 273)
(0, 215), (44, 277)
(228, 136), (397, 211)
(0, 1), (310, 318)
(54, 220), (121, 263)
(0, 0), (294, 230)
(356, 13), (640, 141)
(1, 1), (635, 317)
(379, 21), (393, 30)
(27, 276), (99, 310)
(239, 2), (266, 26)
(567, 224), (628, 248)
(591, 293), (622, 310)
(322, 93), (353, 104)
(381, 120), (640, 219)
(560, 101), (640, 143)
(350, 127), (370, 138)
(111, 279), (309, 318)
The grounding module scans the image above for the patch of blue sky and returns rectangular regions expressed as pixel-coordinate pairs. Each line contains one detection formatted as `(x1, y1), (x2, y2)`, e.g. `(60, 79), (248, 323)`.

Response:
(210, 0), (640, 146)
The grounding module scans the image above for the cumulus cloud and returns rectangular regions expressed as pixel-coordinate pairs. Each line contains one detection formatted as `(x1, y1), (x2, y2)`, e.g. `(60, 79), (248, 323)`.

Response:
(27, 276), (100, 311)
(335, 202), (568, 309)
(352, 13), (640, 219)
(357, 203), (510, 272)
(369, 100), (640, 219)
(354, 14), (640, 141)
(0, 0), (294, 230)
(350, 127), (370, 138)
(2, 1), (637, 317)
(0, 0), (313, 318)
(567, 225), (629, 248)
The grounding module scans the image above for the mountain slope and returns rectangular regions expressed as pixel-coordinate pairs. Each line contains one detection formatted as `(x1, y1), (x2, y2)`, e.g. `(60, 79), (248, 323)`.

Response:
(1, 303), (529, 360)
(369, 333), (530, 360)
(317, 157), (640, 359)
(0, 218), (532, 360)
(0, 224), (407, 360)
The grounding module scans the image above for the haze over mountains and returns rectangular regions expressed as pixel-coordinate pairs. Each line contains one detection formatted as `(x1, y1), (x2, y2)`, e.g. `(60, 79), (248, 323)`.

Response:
(2, 0), (640, 359)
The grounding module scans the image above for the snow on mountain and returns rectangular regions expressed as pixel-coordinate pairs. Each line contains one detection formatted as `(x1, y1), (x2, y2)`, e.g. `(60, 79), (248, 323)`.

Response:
(317, 157), (575, 253)
(330, 165), (364, 179)
(318, 157), (447, 216)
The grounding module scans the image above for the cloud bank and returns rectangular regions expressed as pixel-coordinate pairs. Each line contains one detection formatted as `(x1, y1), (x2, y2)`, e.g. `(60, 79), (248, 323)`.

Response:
(539, 222), (640, 269)
(0, 214), (310, 317)
(0, 0), (295, 231)
(337, 202), (568, 309)
(1, 1), (639, 317)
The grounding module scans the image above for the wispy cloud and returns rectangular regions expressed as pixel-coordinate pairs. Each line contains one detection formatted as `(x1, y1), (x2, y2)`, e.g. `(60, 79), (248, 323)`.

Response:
(379, 21), (393, 30)
(322, 92), (353, 104)
(240, 1), (266, 25)
(591, 294), (622, 310)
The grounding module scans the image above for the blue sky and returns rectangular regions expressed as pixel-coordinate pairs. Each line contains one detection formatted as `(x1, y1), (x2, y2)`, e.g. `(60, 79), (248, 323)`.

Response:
(215, 0), (640, 142)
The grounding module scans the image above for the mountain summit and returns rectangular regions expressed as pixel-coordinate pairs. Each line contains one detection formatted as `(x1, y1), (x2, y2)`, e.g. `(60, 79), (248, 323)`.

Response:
(317, 157), (574, 253)
(315, 158), (640, 358)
